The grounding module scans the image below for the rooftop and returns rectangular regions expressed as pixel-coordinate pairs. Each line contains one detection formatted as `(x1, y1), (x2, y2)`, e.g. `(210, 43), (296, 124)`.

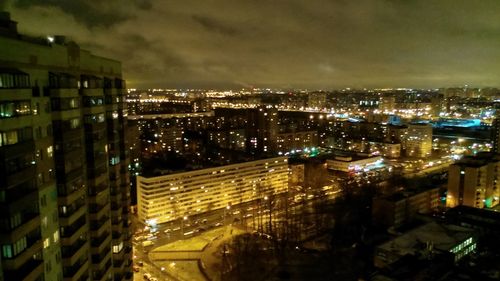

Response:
(378, 221), (474, 255)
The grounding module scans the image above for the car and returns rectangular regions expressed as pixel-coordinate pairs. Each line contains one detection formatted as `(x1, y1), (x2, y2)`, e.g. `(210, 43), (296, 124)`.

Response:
(133, 265), (140, 272)
(150, 278), (158, 281)
(172, 227), (181, 231)
(137, 260), (144, 266)
(164, 228), (171, 233)
(142, 240), (154, 247)
(143, 273), (152, 280)
(214, 222), (223, 227)
(202, 219), (208, 224)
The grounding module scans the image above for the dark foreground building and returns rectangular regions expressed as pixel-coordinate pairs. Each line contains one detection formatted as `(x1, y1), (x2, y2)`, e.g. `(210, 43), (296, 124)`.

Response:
(0, 12), (132, 281)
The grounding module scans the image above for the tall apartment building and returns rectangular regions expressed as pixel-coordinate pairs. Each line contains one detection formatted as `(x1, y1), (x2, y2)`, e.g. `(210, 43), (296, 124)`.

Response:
(492, 117), (500, 154)
(405, 123), (432, 158)
(0, 12), (132, 281)
(447, 154), (500, 209)
(137, 157), (289, 225)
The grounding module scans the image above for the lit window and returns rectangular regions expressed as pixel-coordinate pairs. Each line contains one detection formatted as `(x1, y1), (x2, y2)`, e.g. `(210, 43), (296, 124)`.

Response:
(53, 230), (59, 243)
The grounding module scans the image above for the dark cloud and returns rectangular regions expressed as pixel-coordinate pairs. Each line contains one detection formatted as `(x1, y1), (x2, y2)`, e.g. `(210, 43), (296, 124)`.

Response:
(13, 0), (152, 27)
(5, 0), (500, 89)
(192, 15), (238, 37)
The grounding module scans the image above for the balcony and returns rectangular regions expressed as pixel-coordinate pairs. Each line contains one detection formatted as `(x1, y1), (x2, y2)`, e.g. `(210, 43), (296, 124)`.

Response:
(90, 215), (110, 236)
(91, 250), (111, 267)
(0, 212), (39, 241)
(87, 164), (108, 181)
(88, 182), (109, 197)
(91, 231), (111, 247)
(3, 165), (36, 191)
(0, 88), (32, 99)
(61, 215), (86, 239)
(63, 258), (89, 280)
(62, 239), (88, 266)
(92, 257), (112, 281)
(3, 236), (42, 271)
(64, 167), (85, 184)
(59, 200), (86, 223)
(80, 87), (104, 96)
(3, 257), (43, 281)
(0, 190), (38, 218)
(89, 202), (110, 221)
(113, 258), (125, 269)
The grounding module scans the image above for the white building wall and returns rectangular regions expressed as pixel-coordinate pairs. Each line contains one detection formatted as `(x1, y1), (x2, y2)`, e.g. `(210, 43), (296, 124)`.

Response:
(137, 157), (289, 224)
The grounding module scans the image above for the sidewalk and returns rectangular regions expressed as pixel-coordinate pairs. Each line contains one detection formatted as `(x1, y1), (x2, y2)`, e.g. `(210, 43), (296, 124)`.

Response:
(149, 225), (246, 281)
(199, 225), (246, 281)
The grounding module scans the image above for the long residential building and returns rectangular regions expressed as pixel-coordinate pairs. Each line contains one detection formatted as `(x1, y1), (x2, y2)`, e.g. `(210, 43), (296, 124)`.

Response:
(137, 157), (289, 224)
(0, 12), (132, 281)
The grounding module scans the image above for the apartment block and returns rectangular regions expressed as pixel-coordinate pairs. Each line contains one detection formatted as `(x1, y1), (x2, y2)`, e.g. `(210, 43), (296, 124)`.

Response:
(372, 186), (441, 228)
(447, 154), (500, 209)
(0, 12), (132, 281)
(137, 157), (289, 225)
(405, 123), (432, 158)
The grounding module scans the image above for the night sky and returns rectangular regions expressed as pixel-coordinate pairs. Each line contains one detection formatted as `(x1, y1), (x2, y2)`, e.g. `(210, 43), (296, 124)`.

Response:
(4, 0), (500, 89)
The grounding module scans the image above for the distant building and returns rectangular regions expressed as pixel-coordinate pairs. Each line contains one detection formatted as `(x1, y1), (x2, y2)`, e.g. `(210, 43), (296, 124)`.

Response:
(326, 154), (383, 172)
(368, 142), (401, 158)
(288, 163), (305, 187)
(492, 117), (500, 155)
(136, 157), (289, 224)
(308, 91), (327, 109)
(379, 96), (396, 112)
(276, 130), (318, 153)
(372, 186), (441, 228)
(374, 221), (477, 268)
(447, 154), (500, 209)
(405, 124), (432, 158)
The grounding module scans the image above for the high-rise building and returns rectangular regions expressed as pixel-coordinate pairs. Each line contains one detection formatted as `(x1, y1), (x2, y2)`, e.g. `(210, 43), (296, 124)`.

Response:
(492, 117), (500, 155)
(447, 154), (500, 209)
(405, 123), (432, 158)
(0, 12), (132, 281)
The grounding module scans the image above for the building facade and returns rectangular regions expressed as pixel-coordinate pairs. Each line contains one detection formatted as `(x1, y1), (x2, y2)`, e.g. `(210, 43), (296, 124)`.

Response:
(0, 13), (132, 281)
(137, 157), (289, 225)
(326, 155), (383, 172)
(447, 155), (500, 209)
(405, 124), (432, 158)
(372, 186), (441, 228)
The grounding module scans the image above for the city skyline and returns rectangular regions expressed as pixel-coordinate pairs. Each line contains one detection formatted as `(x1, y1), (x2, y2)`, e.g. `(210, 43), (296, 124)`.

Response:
(4, 1), (500, 89)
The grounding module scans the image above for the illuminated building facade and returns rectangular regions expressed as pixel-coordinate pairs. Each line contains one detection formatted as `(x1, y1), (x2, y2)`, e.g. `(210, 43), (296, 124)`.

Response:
(447, 155), (500, 209)
(405, 124), (432, 158)
(137, 157), (289, 224)
(326, 155), (383, 172)
(276, 130), (318, 153)
(0, 12), (132, 281)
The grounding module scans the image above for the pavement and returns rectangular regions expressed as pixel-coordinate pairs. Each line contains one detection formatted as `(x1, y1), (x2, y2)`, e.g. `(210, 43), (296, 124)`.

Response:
(146, 225), (246, 281)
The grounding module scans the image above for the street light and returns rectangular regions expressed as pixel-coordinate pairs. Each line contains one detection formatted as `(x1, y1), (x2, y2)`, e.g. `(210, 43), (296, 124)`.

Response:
(223, 205), (230, 225)
(170, 262), (178, 279)
(181, 216), (188, 234)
